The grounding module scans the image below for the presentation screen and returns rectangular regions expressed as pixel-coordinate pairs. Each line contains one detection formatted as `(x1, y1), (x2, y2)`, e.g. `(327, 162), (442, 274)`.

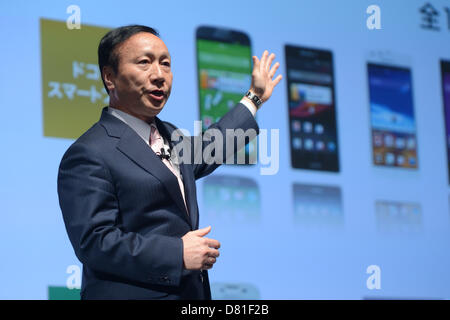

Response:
(1, 0), (450, 299)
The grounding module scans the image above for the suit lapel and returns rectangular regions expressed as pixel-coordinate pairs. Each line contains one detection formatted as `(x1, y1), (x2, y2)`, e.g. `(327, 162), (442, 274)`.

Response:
(99, 108), (191, 227)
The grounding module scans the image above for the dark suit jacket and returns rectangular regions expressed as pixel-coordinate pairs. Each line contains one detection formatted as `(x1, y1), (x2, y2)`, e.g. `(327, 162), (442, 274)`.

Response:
(57, 103), (258, 300)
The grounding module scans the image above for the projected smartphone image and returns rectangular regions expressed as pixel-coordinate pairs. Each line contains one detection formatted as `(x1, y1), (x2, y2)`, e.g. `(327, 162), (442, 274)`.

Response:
(202, 175), (260, 224)
(196, 26), (255, 164)
(367, 54), (418, 169)
(441, 60), (450, 183)
(211, 282), (260, 300)
(292, 183), (343, 229)
(285, 45), (339, 172)
(375, 200), (422, 233)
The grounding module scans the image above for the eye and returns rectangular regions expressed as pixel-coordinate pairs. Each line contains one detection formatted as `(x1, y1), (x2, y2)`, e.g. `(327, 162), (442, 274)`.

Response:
(162, 61), (171, 67)
(138, 59), (149, 65)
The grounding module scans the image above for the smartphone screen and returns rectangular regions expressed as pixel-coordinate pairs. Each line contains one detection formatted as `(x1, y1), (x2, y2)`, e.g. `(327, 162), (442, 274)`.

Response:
(202, 174), (260, 224)
(375, 200), (422, 233)
(441, 60), (450, 183)
(196, 26), (255, 164)
(367, 63), (418, 169)
(292, 183), (343, 228)
(285, 45), (339, 172)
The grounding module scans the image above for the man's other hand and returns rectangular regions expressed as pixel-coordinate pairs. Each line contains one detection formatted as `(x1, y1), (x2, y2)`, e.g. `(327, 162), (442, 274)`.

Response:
(182, 226), (220, 270)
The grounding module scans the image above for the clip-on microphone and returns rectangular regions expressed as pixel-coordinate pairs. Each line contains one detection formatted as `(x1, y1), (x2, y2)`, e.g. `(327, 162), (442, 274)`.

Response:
(158, 148), (171, 160)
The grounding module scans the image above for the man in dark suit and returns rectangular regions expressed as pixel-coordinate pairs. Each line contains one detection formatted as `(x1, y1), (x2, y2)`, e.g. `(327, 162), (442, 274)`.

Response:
(57, 25), (282, 300)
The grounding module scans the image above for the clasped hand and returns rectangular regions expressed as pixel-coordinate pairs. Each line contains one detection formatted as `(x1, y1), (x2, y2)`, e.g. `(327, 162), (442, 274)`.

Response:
(182, 226), (220, 270)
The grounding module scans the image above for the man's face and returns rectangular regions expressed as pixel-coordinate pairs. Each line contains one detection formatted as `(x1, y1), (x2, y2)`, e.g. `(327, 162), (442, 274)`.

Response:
(106, 32), (173, 121)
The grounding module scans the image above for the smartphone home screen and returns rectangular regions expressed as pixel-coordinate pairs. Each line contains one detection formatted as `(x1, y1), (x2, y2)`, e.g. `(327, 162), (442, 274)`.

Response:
(196, 39), (252, 128)
(367, 63), (418, 169)
(196, 29), (254, 162)
(285, 45), (339, 172)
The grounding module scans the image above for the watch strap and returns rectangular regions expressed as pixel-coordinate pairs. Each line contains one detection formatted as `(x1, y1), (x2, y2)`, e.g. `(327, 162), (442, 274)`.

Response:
(246, 91), (262, 109)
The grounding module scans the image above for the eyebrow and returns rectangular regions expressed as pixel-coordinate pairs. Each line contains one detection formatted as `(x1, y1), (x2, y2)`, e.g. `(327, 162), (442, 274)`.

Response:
(140, 51), (171, 60)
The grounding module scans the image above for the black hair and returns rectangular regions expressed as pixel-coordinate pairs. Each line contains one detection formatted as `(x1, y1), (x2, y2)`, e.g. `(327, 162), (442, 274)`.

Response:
(98, 25), (160, 94)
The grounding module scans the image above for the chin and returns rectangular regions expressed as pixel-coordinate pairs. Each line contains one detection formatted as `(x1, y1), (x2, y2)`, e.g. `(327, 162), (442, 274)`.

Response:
(143, 103), (165, 117)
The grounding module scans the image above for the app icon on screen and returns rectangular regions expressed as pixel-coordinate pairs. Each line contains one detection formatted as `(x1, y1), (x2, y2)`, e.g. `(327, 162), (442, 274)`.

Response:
(303, 121), (313, 133)
(293, 137), (302, 149)
(315, 124), (324, 135)
(305, 139), (314, 150)
(292, 120), (301, 132)
(385, 153), (395, 165)
(316, 140), (325, 151)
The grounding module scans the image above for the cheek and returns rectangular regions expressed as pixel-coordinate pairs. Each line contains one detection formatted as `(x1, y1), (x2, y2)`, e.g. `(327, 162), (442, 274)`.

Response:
(117, 70), (146, 91)
(167, 73), (173, 89)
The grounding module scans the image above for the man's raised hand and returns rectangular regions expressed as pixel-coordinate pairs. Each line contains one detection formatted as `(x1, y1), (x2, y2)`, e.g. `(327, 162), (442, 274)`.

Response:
(249, 50), (283, 103)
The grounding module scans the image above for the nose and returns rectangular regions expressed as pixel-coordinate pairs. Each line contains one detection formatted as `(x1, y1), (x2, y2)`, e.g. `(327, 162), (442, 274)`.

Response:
(150, 64), (164, 85)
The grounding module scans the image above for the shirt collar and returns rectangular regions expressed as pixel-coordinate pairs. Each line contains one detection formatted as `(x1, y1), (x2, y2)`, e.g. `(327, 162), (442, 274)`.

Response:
(107, 107), (153, 145)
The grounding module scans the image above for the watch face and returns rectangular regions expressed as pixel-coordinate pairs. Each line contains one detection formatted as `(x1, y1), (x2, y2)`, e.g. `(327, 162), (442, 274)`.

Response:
(252, 96), (262, 106)
(246, 91), (261, 107)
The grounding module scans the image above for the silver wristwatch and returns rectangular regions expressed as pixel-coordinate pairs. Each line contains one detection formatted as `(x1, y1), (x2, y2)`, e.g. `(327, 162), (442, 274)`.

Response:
(245, 91), (263, 109)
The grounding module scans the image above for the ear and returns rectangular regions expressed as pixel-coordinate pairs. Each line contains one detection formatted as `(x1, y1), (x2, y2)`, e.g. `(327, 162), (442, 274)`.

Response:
(102, 65), (116, 93)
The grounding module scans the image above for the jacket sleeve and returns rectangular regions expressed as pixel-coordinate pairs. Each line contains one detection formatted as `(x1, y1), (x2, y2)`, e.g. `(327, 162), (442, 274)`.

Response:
(192, 103), (259, 179)
(57, 142), (184, 287)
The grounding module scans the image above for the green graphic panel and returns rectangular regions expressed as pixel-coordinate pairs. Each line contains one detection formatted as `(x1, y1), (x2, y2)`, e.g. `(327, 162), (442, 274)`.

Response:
(41, 18), (110, 139)
(48, 286), (81, 300)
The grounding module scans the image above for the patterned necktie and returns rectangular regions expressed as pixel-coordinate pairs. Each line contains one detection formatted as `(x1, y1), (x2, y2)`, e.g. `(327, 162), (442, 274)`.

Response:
(150, 124), (188, 214)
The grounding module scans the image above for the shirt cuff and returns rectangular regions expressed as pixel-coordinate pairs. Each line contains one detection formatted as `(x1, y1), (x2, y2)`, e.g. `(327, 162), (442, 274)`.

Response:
(239, 97), (258, 117)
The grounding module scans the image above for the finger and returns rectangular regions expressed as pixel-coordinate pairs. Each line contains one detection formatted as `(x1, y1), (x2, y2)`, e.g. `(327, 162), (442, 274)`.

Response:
(192, 225), (211, 237)
(206, 256), (216, 264)
(272, 74), (283, 87)
(266, 53), (276, 71)
(205, 238), (220, 249)
(207, 248), (220, 258)
(260, 50), (269, 70)
(252, 56), (260, 71)
(203, 263), (213, 270)
(269, 62), (280, 78)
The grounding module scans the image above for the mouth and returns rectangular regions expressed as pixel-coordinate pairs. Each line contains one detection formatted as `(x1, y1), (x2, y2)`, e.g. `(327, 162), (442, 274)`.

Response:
(147, 89), (166, 102)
